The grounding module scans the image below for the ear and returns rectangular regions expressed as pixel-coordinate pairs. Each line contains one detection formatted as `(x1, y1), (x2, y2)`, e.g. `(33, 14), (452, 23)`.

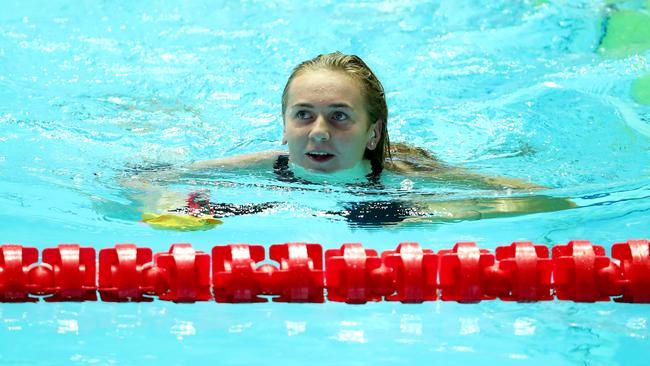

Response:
(366, 119), (383, 151)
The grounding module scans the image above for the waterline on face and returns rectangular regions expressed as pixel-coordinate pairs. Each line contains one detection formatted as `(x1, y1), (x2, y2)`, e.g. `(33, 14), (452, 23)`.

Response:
(289, 159), (372, 184)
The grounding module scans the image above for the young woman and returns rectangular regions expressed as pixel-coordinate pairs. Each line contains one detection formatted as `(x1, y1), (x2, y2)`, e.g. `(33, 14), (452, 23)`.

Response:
(192, 52), (537, 189)
(136, 52), (573, 230)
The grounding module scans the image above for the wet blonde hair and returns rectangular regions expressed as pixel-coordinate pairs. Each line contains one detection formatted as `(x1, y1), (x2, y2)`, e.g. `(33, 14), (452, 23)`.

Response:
(281, 52), (390, 175)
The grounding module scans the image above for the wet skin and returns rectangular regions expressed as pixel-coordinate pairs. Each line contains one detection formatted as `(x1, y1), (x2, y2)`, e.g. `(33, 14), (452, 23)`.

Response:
(282, 69), (380, 173)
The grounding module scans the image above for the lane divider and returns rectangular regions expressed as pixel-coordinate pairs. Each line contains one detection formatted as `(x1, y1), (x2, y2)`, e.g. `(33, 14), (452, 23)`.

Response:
(1, 240), (649, 303)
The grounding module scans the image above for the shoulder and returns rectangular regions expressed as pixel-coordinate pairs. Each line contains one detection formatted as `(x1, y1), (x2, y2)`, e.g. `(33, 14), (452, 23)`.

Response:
(190, 150), (287, 170)
(384, 142), (444, 174)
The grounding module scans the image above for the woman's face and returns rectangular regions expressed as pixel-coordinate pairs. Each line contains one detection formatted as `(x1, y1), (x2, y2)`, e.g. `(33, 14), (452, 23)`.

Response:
(282, 69), (378, 172)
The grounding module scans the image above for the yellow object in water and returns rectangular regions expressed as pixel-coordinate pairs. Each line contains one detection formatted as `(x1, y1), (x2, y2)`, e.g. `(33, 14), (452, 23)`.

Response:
(142, 213), (223, 231)
(632, 73), (650, 106)
(598, 10), (650, 58)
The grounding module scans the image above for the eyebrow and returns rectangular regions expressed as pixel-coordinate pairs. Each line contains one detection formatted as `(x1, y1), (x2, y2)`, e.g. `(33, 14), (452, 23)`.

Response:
(291, 103), (353, 109)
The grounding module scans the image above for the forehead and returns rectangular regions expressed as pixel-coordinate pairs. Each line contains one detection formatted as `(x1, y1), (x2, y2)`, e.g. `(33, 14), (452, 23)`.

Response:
(286, 69), (364, 106)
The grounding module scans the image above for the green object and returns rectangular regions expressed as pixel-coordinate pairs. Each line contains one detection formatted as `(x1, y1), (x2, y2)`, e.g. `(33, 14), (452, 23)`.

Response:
(598, 10), (650, 58)
(632, 73), (650, 105)
(142, 212), (223, 231)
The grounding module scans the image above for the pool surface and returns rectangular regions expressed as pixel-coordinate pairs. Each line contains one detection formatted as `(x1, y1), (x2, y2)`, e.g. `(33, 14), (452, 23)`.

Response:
(1, 0), (650, 365)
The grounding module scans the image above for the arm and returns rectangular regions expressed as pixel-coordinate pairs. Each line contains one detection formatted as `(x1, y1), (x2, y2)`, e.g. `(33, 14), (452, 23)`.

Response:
(190, 150), (286, 169)
(409, 194), (576, 222)
(121, 150), (286, 230)
(387, 160), (541, 190)
(386, 142), (542, 190)
(340, 194), (576, 226)
(381, 142), (574, 221)
(124, 149), (286, 189)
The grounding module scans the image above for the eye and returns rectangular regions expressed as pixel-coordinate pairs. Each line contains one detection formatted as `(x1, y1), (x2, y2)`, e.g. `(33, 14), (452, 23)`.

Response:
(331, 111), (349, 122)
(295, 110), (313, 120)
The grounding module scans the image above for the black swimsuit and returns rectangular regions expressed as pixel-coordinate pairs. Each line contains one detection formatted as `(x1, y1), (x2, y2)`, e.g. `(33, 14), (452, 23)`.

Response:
(273, 155), (415, 225)
(175, 155), (416, 226)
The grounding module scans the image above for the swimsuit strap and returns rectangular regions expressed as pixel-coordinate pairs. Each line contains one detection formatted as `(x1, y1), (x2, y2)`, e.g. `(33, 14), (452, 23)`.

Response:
(273, 154), (302, 183)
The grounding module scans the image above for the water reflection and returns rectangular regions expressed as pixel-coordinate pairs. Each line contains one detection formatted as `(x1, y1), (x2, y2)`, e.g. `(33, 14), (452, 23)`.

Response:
(4, 317), (24, 332)
(227, 321), (252, 334)
(514, 317), (536, 336)
(332, 329), (366, 344)
(57, 319), (79, 334)
(459, 317), (480, 335)
(396, 314), (423, 344)
(170, 320), (196, 340)
(285, 320), (306, 336)
(625, 317), (647, 339)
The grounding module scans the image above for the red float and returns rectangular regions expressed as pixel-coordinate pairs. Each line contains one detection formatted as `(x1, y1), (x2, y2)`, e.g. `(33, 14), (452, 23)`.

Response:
(0, 244), (38, 302)
(98, 244), (156, 302)
(552, 240), (622, 302)
(439, 242), (495, 303)
(491, 242), (553, 301)
(212, 244), (267, 302)
(267, 242), (324, 303)
(382, 242), (437, 303)
(611, 239), (650, 303)
(154, 243), (211, 302)
(325, 243), (393, 304)
(33, 244), (97, 301)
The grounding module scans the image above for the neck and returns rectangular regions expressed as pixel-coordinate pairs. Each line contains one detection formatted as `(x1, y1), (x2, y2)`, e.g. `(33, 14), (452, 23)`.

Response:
(288, 159), (373, 184)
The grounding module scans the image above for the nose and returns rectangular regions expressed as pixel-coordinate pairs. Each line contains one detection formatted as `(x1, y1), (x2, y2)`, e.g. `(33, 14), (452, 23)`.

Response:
(308, 115), (330, 142)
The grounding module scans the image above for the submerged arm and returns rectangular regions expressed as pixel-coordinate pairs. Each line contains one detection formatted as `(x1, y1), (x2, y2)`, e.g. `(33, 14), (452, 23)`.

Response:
(410, 194), (576, 221)
(340, 193), (576, 227)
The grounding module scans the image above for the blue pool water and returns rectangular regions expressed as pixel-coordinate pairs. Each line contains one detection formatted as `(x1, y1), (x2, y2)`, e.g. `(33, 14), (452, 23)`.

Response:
(1, 0), (650, 365)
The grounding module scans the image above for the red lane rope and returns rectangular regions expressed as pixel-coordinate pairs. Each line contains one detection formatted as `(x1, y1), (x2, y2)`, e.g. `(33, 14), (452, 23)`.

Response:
(1, 240), (649, 303)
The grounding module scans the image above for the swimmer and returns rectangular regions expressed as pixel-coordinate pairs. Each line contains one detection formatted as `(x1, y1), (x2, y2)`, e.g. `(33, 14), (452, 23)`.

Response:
(193, 52), (538, 189)
(129, 52), (574, 229)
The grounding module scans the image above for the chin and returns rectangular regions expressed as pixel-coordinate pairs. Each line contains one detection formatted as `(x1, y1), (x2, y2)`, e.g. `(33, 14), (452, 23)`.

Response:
(297, 158), (336, 173)
(305, 164), (336, 173)
(302, 160), (339, 173)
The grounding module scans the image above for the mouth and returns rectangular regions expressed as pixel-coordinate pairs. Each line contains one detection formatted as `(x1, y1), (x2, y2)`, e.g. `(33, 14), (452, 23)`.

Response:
(305, 151), (335, 163)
